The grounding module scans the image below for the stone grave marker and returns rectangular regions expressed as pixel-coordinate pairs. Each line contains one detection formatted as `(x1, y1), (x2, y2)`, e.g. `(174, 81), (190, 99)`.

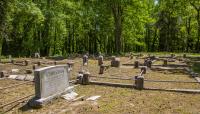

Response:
(35, 53), (40, 58)
(9, 55), (12, 62)
(111, 57), (120, 67)
(24, 75), (34, 81)
(98, 55), (103, 66)
(15, 75), (26, 81)
(83, 55), (88, 66)
(134, 61), (139, 68)
(29, 65), (71, 108)
(8, 75), (18, 79)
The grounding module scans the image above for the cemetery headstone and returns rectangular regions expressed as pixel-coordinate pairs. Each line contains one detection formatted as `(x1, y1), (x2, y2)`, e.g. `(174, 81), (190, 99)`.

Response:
(29, 65), (70, 108)
(9, 55), (12, 62)
(98, 55), (103, 66)
(146, 60), (152, 68)
(99, 65), (105, 74)
(33, 64), (37, 70)
(163, 60), (168, 66)
(111, 57), (120, 67)
(0, 71), (4, 78)
(77, 71), (84, 84)
(37, 61), (41, 66)
(141, 66), (147, 74)
(25, 60), (30, 66)
(134, 61), (139, 68)
(83, 55), (88, 66)
(82, 72), (90, 85)
(35, 53), (40, 58)
(135, 75), (144, 90)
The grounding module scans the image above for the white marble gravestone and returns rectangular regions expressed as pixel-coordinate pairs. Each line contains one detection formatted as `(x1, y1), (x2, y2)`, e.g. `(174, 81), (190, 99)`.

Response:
(29, 65), (71, 107)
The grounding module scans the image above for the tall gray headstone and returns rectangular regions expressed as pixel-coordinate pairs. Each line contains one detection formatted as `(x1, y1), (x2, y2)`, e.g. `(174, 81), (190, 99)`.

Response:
(29, 65), (71, 108)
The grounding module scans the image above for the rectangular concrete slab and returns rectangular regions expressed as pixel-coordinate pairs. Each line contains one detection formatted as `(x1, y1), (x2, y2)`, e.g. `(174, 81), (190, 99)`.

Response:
(24, 75), (34, 81)
(8, 75), (18, 79)
(15, 75), (26, 81)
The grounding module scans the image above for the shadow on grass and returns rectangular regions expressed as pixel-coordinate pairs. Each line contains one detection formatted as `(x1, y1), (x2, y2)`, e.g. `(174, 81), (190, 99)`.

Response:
(192, 63), (200, 74)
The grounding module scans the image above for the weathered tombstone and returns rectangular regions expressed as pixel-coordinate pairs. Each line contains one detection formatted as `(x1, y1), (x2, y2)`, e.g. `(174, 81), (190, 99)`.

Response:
(35, 53), (40, 58)
(37, 61), (41, 66)
(163, 60), (168, 66)
(25, 60), (30, 66)
(111, 57), (120, 67)
(29, 65), (70, 108)
(33, 64), (37, 70)
(134, 61), (139, 68)
(82, 72), (90, 85)
(77, 71), (84, 84)
(141, 66), (147, 74)
(98, 55), (103, 66)
(83, 55), (88, 66)
(67, 61), (74, 71)
(0, 71), (4, 78)
(146, 60), (152, 68)
(135, 75), (144, 90)
(144, 59), (148, 66)
(24, 75), (34, 82)
(9, 55), (12, 62)
(99, 65), (105, 74)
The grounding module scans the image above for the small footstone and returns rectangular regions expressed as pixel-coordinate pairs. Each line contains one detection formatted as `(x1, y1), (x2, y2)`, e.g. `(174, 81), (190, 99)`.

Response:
(11, 69), (19, 73)
(134, 61), (139, 68)
(15, 75), (26, 81)
(8, 75), (18, 79)
(24, 75), (34, 81)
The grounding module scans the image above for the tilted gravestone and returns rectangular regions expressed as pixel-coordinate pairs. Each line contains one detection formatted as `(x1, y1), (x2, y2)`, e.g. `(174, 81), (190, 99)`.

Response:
(29, 65), (71, 108)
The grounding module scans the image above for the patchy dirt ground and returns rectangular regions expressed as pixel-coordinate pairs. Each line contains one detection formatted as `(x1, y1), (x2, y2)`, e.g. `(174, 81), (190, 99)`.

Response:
(0, 55), (200, 114)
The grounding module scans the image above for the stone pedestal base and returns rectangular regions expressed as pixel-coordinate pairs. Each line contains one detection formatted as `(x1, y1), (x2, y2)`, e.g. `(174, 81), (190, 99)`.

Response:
(28, 86), (73, 108)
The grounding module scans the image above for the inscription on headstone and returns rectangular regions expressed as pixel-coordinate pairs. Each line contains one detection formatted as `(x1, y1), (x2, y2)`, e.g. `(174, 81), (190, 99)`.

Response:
(29, 65), (71, 107)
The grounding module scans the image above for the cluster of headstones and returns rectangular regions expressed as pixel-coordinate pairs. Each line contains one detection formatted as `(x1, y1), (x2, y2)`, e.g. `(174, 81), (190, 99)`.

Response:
(76, 71), (90, 85)
(82, 54), (121, 74)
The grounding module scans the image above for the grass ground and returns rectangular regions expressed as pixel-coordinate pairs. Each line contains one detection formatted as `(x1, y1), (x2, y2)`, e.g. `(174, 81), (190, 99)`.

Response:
(0, 55), (200, 114)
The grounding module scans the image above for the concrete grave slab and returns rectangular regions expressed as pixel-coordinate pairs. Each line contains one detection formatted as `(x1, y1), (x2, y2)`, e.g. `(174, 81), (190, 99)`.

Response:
(8, 75), (18, 79)
(15, 75), (26, 81)
(24, 75), (34, 81)
(11, 69), (19, 73)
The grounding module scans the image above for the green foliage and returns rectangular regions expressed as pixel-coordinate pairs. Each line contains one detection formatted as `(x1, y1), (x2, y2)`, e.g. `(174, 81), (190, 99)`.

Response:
(0, 0), (200, 56)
